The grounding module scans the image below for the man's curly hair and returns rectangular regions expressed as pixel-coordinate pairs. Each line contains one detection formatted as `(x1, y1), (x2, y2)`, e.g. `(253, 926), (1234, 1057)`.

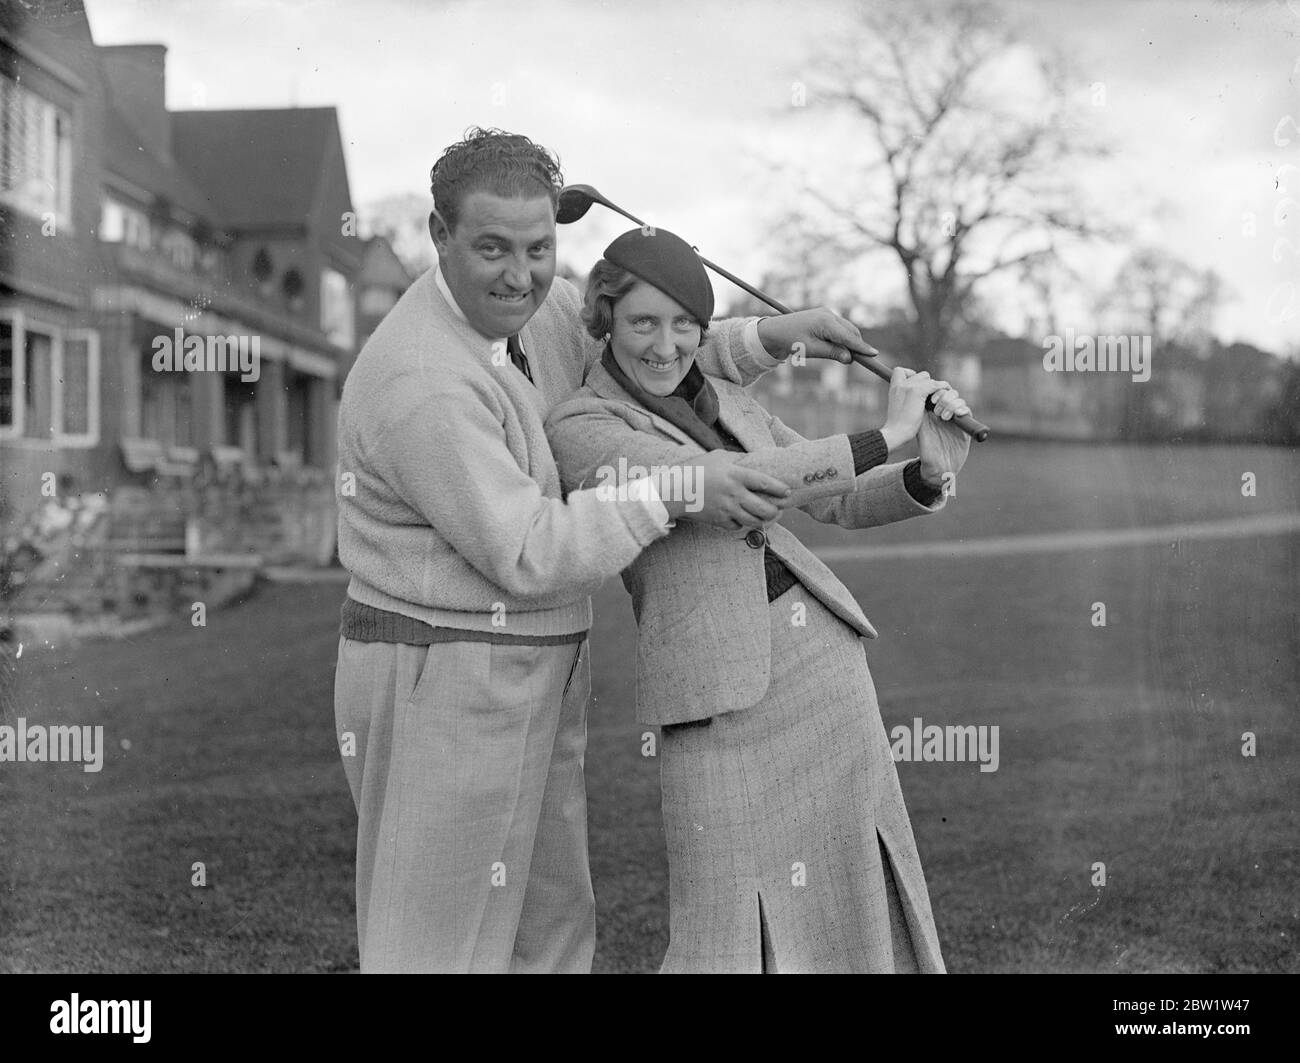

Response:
(429, 126), (564, 233)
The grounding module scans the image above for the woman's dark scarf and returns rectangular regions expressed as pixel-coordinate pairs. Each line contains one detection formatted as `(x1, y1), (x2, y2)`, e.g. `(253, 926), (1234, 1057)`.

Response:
(599, 344), (804, 602)
(600, 345), (735, 452)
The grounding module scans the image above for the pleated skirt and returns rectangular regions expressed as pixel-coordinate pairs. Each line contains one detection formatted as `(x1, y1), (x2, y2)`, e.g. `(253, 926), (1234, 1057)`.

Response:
(657, 585), (946, 974)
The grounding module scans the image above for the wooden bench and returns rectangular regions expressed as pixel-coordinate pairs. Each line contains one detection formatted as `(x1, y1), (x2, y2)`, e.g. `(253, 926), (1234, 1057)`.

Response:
(111, 552), (264, 618)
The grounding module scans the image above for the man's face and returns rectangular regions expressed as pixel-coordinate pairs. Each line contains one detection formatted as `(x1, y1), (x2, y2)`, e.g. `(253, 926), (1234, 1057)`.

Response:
(430, 190), (556, 339)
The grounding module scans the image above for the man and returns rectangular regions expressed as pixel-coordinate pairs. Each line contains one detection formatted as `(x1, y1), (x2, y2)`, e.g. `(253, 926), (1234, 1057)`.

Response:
(333, 127), (878, 973)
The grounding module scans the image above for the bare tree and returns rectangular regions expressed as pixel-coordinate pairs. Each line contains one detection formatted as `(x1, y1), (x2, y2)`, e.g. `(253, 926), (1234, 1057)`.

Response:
(1093, 248), (1230, 437)
(1015, 239), (1087, 340)
(777, 0), (1108, 371)
(1099, 249), (1226, 347)
(761, 211), (858, 311)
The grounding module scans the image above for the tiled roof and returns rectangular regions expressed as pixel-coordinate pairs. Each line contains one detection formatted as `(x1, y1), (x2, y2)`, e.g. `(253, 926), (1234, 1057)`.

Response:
(361, 235), (414, 289)
(170, 107), (339, 229)
(101, 102), (214, 221)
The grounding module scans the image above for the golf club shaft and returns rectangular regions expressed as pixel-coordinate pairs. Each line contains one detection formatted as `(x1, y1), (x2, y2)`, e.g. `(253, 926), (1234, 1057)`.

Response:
(693, 250), (992, 443)
(583, 192), (990, 442)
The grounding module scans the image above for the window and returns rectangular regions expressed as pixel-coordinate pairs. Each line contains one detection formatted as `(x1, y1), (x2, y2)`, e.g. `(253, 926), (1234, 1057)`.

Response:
(23, 327), (53, 440)
(161, 228), (196, 271)
(99, 197), (152, 249)
(55, 331), (99, 445)
(99, 198), (125, 242)
(0, 313), (99, 445)
(139, 344), (192, 448)
(198, 246), (225, 278)
(125, 209), (151, 251)
(285, 370), (313, 466)
(321, 268), (355, 349)
(0, 317), (16, 433)
(0, 73), (72, 225)
(223, 373), (258, 456)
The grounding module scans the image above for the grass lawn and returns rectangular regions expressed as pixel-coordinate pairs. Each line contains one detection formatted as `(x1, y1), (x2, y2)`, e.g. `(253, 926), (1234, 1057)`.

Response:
(1, 441), (1296, 973)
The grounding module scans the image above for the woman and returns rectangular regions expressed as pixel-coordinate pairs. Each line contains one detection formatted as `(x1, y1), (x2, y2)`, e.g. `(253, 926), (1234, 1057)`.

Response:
(545, 227), (972, 973)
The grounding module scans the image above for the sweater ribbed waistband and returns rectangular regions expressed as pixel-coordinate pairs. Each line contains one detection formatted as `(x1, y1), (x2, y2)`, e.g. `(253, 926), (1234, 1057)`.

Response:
(340, 597), (587, 646)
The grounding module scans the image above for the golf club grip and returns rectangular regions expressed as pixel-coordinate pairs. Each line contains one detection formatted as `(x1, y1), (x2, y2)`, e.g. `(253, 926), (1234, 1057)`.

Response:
(848, 351), (990, 442)
(938, 406), (991, 443)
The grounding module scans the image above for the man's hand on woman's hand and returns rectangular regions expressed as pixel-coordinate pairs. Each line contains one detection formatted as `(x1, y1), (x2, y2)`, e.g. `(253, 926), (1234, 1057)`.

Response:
(659, 450), (790, 530)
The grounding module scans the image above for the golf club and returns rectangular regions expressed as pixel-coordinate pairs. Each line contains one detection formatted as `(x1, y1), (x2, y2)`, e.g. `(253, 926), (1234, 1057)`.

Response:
(557, 183), (991, 443)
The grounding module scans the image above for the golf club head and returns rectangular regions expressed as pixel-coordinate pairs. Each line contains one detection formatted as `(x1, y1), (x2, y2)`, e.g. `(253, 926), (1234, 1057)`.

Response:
(556, 184), (600, 224)
(556, 183), (646, 227)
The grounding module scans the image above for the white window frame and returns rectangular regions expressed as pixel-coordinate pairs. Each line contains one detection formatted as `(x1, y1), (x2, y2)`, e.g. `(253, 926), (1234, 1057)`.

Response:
(0, 311), (100, 446)
(52, 328), (100, 447)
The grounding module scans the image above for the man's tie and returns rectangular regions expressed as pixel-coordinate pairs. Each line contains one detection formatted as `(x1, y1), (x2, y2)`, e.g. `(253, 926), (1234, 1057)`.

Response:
(506, 334), (534, 385)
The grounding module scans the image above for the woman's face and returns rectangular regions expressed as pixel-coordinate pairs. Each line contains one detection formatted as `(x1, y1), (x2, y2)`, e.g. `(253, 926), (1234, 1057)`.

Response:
(608, 281), (702, 397)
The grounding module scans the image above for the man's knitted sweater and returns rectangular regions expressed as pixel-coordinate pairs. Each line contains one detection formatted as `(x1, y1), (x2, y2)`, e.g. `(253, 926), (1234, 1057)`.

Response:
(335, 268), (771, 639)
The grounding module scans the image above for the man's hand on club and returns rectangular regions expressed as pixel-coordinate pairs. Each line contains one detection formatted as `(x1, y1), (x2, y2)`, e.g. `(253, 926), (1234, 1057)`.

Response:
(756, 308), (875, 365)
(659, 450), (790, 530)
(879, 367), (953, 454)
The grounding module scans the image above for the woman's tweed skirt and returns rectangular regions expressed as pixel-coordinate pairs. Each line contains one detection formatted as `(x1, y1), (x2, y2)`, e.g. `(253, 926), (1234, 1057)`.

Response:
(658, 585), (946, 974)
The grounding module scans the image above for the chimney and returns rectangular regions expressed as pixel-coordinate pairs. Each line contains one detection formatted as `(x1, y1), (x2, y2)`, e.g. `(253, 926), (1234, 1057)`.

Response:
(98, 43), (170, 161)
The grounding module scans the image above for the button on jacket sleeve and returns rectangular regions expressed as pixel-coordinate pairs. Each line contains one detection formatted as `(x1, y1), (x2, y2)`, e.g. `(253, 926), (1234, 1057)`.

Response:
(757, 405), (946, 528)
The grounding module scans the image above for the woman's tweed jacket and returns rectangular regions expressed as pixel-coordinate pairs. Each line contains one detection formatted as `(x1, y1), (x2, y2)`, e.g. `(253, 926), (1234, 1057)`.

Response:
(546, 357), (945, 725)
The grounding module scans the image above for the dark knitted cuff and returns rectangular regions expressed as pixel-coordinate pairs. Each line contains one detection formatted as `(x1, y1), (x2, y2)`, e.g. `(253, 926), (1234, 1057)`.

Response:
(903, 459), (945, 507)
(848, 430), (889, 475)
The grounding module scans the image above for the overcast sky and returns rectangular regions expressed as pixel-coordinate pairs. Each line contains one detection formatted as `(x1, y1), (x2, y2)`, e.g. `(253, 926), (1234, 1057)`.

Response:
(84, 0), (1300, 354)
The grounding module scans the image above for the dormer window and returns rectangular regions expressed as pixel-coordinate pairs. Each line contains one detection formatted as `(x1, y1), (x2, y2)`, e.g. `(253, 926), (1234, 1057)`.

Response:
(252, 247), (274, 289)
(160, 228), (196, 271)
(99, 197), (152, 250)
